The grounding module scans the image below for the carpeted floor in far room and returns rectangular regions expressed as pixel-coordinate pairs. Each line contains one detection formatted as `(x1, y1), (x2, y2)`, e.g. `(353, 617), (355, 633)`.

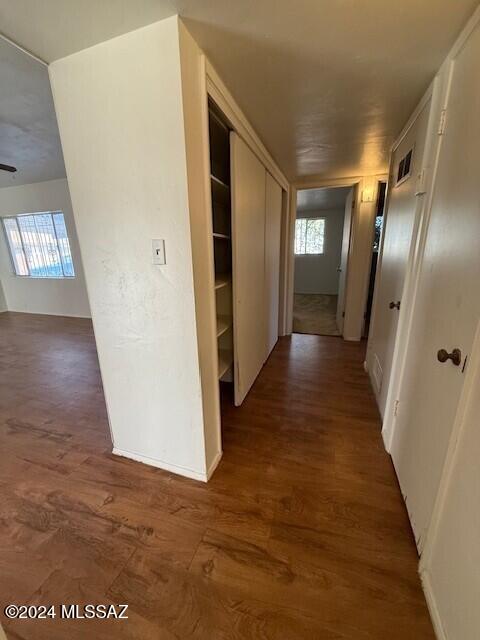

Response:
(293, 293), (340, 336)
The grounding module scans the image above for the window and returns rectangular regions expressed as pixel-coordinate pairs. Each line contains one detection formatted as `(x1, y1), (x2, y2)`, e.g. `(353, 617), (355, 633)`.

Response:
(2, 212), (75, 278)
(373, 216), (383, 252)
(295, 217), (325, 255)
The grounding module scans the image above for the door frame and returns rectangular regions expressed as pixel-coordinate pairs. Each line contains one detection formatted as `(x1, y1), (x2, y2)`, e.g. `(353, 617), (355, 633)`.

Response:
(286, 175), (387, 339)
(378, 67), (452, 452)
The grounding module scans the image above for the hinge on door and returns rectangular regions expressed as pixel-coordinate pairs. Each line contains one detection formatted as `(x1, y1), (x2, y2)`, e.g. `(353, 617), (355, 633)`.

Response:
(394, 400), (400, 417)
(342, 311), (345, 318)
(438, 109), (447, 135)
(415, 167), (428, 196)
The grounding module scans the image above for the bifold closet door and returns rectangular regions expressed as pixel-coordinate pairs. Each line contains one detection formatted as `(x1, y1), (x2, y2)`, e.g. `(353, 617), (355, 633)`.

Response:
(231, 132), (266, 406)
(264, 172), (282, 358)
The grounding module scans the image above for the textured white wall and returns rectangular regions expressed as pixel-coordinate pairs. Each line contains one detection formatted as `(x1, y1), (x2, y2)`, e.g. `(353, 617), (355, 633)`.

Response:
(0, 178), (90, 317)
(294, 208), (345, 295)
(50, 17), (208, 480)
(0, 279), (6, 312)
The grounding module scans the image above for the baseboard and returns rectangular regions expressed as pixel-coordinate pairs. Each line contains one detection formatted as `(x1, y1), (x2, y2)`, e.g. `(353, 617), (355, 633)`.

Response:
(3, 309), (91, 319)
(421, 569), (446, 640)
(294, 291), (338, 296)
(206, 450), (223, 480)
(112, 447), (209, 482)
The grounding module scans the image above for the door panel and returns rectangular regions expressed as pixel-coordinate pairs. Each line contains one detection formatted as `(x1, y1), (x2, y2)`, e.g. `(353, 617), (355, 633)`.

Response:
(264, 172), (282, 358)
(424, 324), (480, 640)
(369, 98), (431, 417)
(231, 133), (266, 406)
(391, 23), (480, 549)
(336, 188), (353, 333)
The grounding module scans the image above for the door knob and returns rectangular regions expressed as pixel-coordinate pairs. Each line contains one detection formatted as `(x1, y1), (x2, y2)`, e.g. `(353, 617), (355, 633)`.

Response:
(389, 301), (401, 310)
(437, 348), (462, 366)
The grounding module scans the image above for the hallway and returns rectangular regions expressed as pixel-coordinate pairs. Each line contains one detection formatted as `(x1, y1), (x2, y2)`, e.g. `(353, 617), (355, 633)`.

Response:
(0, 313), (434, 639)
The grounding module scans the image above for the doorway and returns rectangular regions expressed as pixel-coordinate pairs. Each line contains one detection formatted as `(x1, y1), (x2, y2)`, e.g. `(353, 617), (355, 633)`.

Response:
(292, 186), (352, 336)
(364, 181), (387, 337)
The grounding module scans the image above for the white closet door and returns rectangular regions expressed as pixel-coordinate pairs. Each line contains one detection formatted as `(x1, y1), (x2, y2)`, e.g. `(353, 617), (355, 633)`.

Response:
(231, 133), (266, 406)
(264, 172), (282, 359)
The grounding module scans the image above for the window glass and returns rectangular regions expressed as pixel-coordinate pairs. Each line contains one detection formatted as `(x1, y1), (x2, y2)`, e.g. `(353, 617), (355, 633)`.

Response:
(295, 218), (325, 255)
(2, 212), (75, 278)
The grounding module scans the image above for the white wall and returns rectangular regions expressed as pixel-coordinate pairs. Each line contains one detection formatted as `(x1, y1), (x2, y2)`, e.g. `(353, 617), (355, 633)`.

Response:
(294, 208), (344, 295)
(0, 278), (6, 312)
(0, 178), (90, 317)
(50, 17), (209, 480)
(343, 179), (379, 341)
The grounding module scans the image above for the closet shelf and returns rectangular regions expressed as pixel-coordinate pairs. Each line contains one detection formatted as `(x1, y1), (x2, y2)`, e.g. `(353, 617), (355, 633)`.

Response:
(214, 274), (231, 290)
(211, 174), (231, 206)
(218, 349), (233, 379)
(213, 232), (231, 240)
(216, 315), (232, 338)
(211, 174), (230, 190)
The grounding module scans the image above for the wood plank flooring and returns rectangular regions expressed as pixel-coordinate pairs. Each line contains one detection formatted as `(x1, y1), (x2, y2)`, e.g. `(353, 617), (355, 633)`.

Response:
(0, 312), (434, 639)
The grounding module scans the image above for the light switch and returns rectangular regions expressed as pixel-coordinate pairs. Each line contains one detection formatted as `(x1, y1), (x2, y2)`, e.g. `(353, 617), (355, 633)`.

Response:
(152, 239), (166, 265)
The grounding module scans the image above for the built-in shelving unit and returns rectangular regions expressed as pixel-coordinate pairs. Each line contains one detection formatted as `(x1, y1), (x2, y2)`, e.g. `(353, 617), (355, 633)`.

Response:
(209, 101), (234, 384)
(216, 315), (232, 338)
(214, 275), (231, 290)
(218, 349), (233, 379)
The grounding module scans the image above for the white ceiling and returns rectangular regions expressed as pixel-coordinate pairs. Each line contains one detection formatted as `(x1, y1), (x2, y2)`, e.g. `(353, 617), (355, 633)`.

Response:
(0, 0), (477, 184)
(0, 37), (65, 187)
(297, 186), (350, 213)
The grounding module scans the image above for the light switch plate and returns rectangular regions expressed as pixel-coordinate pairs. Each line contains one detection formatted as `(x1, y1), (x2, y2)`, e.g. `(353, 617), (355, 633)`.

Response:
(152, 239), (166, 265)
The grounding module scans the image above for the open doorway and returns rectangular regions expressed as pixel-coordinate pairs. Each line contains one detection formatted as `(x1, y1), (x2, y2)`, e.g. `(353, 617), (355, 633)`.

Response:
(364, 181), (387, 337)
(292, 186), (352, 336)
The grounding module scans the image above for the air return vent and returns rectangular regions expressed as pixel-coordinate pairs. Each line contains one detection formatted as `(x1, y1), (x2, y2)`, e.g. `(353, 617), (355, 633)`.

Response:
(396, 148), (413, 185)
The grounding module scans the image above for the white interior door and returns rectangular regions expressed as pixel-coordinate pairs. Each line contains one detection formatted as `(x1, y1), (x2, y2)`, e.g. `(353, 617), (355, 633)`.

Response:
(336, 188), (353, 333)
(264, 172), (282, 359)
(422, 323), (480, 640)
(231, 133), (266, 406)
(368, 98), (431, 417)
(391, 21), (480, 550)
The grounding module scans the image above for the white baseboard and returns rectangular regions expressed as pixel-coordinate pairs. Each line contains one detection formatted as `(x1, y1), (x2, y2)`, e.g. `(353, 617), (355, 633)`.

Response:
(112, 447), (209, 482)
(206, 450), (223, 480)
(3, 309), (91, 319)
(421, 570), (446, 640)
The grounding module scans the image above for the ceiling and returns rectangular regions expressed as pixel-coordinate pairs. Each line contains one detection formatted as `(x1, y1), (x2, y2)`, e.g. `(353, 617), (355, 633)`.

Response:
(0, 0), (477, 184)
(297, 186), (350, 213)
(0, 38), (65, 187)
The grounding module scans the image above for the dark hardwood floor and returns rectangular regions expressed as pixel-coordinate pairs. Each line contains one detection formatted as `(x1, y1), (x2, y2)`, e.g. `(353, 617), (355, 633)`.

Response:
(0, 312), (434, 639)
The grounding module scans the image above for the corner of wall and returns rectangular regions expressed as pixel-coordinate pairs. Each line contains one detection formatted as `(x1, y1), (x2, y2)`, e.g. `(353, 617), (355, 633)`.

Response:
(178, 21), (223, 474)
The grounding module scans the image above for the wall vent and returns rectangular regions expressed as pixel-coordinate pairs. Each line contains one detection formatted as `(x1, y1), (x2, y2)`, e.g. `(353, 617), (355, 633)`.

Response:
(396, 148), (413, 185)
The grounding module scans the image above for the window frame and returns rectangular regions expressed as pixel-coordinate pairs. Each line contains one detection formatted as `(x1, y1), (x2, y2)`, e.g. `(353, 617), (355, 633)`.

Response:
(294, 216), (326, 256)
(1, 211), (76, 279)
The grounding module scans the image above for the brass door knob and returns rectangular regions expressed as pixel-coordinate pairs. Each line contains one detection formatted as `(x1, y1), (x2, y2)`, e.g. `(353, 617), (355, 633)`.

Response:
(437, 348), (462, 366)
(389, 301), (401, 310)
